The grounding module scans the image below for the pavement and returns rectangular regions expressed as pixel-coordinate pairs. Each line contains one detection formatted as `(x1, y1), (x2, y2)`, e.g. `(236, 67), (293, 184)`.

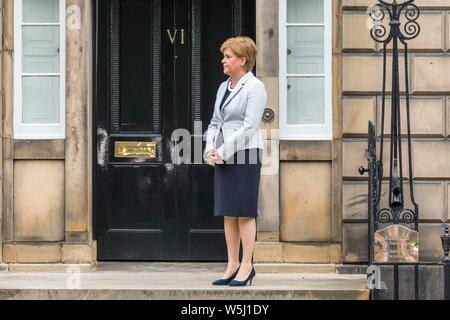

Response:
(0, 262), (370, 300)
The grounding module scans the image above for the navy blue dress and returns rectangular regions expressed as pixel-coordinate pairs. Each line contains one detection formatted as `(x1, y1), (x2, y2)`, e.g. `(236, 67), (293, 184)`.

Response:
(213, 86), (262, 218)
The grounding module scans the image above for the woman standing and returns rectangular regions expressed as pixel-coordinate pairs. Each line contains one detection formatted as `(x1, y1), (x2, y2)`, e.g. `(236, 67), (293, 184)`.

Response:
(204, 36), (267, 287)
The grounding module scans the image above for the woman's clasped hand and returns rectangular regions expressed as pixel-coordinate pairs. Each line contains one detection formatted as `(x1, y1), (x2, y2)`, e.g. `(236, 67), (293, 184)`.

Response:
(207, 150), (224, 166)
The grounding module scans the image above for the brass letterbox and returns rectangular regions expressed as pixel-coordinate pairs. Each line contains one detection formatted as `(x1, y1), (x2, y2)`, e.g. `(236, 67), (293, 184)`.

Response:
(114, 141), (157, 159)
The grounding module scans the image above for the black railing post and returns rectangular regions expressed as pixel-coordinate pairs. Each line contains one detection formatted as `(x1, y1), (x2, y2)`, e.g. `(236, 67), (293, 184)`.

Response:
(445, 265), (450, 301)
(362, 0), (421, 300)
(441, 225), (450, 300)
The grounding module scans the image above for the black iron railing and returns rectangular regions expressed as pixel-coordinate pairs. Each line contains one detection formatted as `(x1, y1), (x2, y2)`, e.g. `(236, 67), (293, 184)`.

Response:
(361, 0), (450, 300)
(357, 0), (450, 300)
(442, 226), (450, 300)
(361, 0), (420, 300)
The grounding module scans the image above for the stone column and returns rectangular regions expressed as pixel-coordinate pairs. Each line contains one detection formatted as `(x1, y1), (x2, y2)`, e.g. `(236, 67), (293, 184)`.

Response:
(2, 0), (14, 254)
(256, 0), (280, 243)
(332, 0), (343, 247)
(65, 0), (89, 243)
(0, 0), (4, 263)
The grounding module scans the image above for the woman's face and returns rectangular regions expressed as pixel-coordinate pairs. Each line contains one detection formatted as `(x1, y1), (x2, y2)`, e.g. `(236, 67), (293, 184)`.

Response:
(221, 48), (246, 77)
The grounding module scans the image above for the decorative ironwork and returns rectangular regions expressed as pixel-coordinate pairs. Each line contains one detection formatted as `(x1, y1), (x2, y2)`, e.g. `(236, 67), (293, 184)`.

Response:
(191, 0), (202, 126)
(442, 225), (450, 266)
(233, 0), (242, 36)
(152, 0), (162, 134)
(375, 207), (417, 225)
(110, 0), (120, 134)
(369, 1), (420, 44)
(362, 0), (421, 256)
(360, 0), (421, 300)
(442, 224), (450, 300)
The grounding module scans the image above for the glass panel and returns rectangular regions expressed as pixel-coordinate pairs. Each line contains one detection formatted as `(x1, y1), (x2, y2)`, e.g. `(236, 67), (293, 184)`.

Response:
(287, 77), (324, 125)
(23, 26), (60, 73)
(22, 77), (59, 124)
(287, 26), (324, 74)
(23, 0), (59, 23)
(287, 0), (323, 24)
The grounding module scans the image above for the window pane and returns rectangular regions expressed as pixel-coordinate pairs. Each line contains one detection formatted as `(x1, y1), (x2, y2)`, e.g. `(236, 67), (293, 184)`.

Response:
(287, 26), (324, 74)
(22, 26), (60, 73)
(287, 77), (324, 125)
(23, 0), (59, 23)
(287, 0), (323, 24)
(22, 77), (60, 124)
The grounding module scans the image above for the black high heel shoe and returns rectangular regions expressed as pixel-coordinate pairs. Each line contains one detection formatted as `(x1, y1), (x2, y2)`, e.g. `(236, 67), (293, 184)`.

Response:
(212, 267), (240, 286)
(228, 266), (256, 287)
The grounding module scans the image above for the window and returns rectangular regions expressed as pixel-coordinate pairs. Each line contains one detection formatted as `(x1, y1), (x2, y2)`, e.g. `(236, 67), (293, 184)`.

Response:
(14, 0), (65, 139)
(279, 0), (332, 140)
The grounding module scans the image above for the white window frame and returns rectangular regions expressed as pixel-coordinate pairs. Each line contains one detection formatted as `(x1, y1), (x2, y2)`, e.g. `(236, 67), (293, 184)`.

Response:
(279, 0), (332, 140)
(14, 0), (66, 139)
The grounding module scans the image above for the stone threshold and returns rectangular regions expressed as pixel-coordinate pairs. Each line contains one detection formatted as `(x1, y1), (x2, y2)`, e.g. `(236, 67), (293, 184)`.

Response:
(1, 263), (337, 274)
(2, 263), (95, 273)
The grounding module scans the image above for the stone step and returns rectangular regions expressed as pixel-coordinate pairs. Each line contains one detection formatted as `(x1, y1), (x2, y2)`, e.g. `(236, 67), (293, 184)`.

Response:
(0, 262), (369, 300)
(0, 287), (370, 300)
(255, 263), (336, 274)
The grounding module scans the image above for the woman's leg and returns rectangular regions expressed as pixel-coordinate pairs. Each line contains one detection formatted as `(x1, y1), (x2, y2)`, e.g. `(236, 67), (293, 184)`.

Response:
(234, 217), (256, 281)
(222, 216), (241, 278)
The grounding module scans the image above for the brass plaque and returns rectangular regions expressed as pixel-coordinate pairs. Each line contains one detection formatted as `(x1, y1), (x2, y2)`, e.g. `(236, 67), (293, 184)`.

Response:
(115, 141), (157, 159)
(374, 224), (419, 263)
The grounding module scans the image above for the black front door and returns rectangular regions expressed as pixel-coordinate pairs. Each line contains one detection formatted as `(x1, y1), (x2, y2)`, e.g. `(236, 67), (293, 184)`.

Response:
(94, 0), (255, 261)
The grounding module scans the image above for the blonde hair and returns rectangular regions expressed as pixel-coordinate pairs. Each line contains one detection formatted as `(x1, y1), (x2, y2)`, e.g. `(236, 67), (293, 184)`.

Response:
(220, 36), (257, 72)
